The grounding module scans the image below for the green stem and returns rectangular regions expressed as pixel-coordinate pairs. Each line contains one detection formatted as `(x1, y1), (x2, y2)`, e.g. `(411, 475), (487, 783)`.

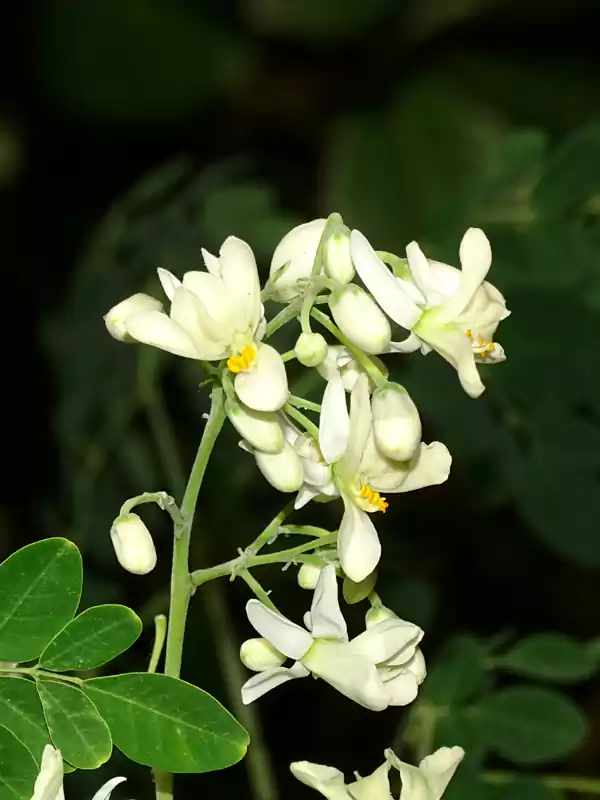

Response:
(240, 570), (279, 610)
(246, 501), (295, 555)
(0, 667), (82, 685)
(284, 403), (320, 439)
(287, 395), (321, 413)
(281, 350), (296, 363)
(190, 532), (338, 587)
(311, 307), (387, 389)
(148, 614), (167, 674)
(484, 771), (600, 794)
(264, 304), (299, 338)
(156, 386), (226, 800)
(119, 491), (185, 528)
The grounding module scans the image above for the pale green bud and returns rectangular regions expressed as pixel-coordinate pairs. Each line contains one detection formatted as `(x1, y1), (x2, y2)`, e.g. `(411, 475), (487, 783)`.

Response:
(297, 563), (322, 590)
(295, 332), (328, 367)
(372, 383), (421, 461)
(110, 513), (157, 575)
(226, 399), (284, 454)
(255, 442), (304, 492)
(365, 603), (397, 627)
(329, 285), (391, 354)
(324, 222), (354, 284)
(104, 293), (163, 342)
(240, 638), (285, 671)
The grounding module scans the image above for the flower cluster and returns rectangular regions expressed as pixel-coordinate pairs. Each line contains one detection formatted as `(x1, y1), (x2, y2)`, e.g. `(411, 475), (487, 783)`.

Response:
(104, 213), (508, 797)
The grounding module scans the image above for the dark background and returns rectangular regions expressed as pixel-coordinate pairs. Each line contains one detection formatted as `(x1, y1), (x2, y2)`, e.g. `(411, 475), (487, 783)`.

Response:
(2, 1), (600, 797)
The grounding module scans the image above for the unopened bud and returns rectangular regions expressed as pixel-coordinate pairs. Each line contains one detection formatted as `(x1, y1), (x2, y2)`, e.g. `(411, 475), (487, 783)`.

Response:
(329, 285), (391, 354)
(240, 638), (285, 671)
(227, 400), (284, 454)
(317, 346), (388, 392)
(294, 332), (328, 367)
(297, 563), (322, 590)
(269, 220), (327, 302)
(104, 294), (163, 342)
(255, 442), (304, 492)
(110, 513), (157, 575)
(324, 222), (354, 285)
(372, 383), (421, 461)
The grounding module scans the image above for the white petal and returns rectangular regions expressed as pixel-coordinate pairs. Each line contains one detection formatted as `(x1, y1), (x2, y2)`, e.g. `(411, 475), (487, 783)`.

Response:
(406, 648), (427, 683)
(255, 442), (304, 493)
(405, 241), (437, 305)
(170, 287), (229, 356)
(157, 268), (181, 301)
(419, 747), (465, 799)
(241, 662), (309, 704)
(415, 320), (485, 398)
(104, 293), (163, 342)
(347, 762), (393, 800)
(295, 485), (321, 510)
(303, 640), (389, 711)
(123, 309), (200, 359)
(371, 383), (421, 462)
(338, 375), (372, 479)
(91, 777), (127, 800)
(310, 564), (348, 641)
(379, 668), (420, 706)
(182, 271), (235, 335)
(319, 372), (350, 465)
(218, 236), (262, 332)
(397, 442), (451, 493)
(227, 399), (284, 454)
(351, 617), (423, 664)
(290, 762), (351, 800)
(269, 219), (327, 301)
(338, 499), (381, 583)
(201, 247), (221, 275)
(246, 600), (313, 659)
(351, 230), (422, 330)
(386, 333), (422, 354)
(235, 343), (289, 412)
(438, 228), (492, 322)
(295, 434), (333, 488)
(31, 745), (64, 800)
(329, 285), (392, 355)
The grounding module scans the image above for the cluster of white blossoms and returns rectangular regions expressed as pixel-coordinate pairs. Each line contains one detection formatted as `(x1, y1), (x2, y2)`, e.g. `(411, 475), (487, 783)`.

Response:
(104, 213), (508, 797)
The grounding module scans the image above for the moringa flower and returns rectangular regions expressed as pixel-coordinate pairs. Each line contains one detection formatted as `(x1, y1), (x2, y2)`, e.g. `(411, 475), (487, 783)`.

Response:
(31, 745), (126, 800)
(104, 237), (288, 411)
(351, 228), (509, 398)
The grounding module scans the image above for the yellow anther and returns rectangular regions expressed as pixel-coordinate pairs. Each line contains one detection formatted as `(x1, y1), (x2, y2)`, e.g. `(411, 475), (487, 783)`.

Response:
(465, 329), (473, 340)
(359, 483), (389, 513)
(227, 344), (257, 374)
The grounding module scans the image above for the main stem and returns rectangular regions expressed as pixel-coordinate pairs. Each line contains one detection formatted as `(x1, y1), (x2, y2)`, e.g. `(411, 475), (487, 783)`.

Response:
(155, 384), (226, 799)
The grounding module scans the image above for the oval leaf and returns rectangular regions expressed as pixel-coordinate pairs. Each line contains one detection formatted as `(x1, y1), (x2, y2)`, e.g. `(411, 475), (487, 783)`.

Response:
(0, 678), (50, 764)
(424, 635), (488, 706)
(40, 605), (142, 672)
(0, 539), (82, 662)
(478, 685), (587, 764)
(83, 673), (249, 773)
(0, 723), (38, 800)
(499, 633), (597, 683)
(37, 680), (112, 769)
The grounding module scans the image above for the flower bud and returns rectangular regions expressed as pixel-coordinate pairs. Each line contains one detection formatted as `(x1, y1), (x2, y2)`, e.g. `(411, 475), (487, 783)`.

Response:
(294, 434), (332, 487)
(226, 399), (284, 454)
(240, 638), (285, 671)
(297, 563), (322, 590)
(317, 346), (388, 392)
(324, 221), (354, 285)
(365, 603), (397, 628)
(294, 332), (328, 367)
(329, 285), (391, 354)
(255, 442), (304, 492)
(372, 383), (421, 461)
(269, 219), (327, 302)
(104, 293), (163, 342)
(110, 513), (157, 575)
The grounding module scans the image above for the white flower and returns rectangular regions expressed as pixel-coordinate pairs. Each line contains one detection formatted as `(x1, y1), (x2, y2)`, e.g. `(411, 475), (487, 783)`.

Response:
(316, 373), (451, 582)
(241, 565), (423, 711)
(269, 219), (327, 301)
(31, 745), (126, 800)
(110, 513), (157, 575)
(351, 228), (509, 398)
(329, 285), (392, 355)
(290, 746), (464, 800)
(105, 237), (288, 411)
(317, 345), (388, 393)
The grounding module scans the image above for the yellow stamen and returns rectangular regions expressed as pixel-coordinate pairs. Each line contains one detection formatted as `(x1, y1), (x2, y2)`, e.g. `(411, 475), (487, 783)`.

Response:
(227, 344), (256, 374)
(465, 329), (472, 340)
(359, 483), (389, 513)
